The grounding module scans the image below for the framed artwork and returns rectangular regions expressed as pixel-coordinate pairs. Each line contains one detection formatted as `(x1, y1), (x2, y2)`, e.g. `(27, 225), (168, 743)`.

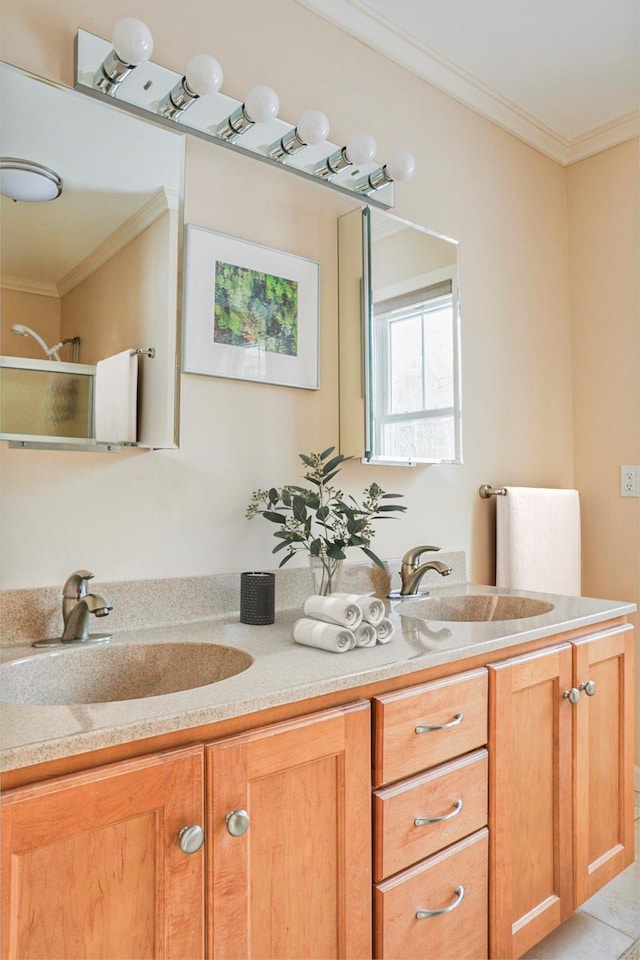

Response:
(183, 225), (320, 389)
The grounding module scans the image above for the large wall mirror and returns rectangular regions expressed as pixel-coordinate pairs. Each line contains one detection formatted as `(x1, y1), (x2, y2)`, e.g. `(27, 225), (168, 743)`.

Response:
(338, 206), (462, 466)
(0, 61), (184, 450)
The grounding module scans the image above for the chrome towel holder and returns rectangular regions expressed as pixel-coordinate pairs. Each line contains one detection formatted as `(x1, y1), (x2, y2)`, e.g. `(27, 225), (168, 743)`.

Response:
(479, 484), (507, 498)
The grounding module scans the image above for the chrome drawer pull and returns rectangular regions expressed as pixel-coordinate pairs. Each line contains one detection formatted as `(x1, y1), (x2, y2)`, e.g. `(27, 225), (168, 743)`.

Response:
(563, 688), (581, 705)
(415, 712), (464, 734)
(415, 798), (463, 827)
(416, 885), (465, 919)
(580, 679), (597, 697)
(225, 809), (250, 836)
(178, 825), (204, 854)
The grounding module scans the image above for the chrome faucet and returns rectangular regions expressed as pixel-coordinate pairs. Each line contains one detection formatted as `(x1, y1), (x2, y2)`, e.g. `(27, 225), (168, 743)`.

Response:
(60, 569), (112, 643)
(32, 570), (114, 648)
(397, 545), (453, 597)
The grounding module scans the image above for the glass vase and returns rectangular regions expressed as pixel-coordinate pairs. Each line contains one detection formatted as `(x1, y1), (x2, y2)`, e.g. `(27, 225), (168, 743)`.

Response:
(309, 556), (343, 596)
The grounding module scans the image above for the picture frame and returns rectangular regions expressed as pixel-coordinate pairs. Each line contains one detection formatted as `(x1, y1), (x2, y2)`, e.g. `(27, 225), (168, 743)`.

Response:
(183, 225), (320, 389)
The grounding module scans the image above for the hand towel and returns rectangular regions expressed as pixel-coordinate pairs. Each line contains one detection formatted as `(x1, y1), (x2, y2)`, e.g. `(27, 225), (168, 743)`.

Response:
(332, 593), (385, 625)
(375, 618), (395, 644)
(293, 618), (355, 653)
(354, 622), (377, 647)
(496, 487), (581, 595)
(94, 349), (138, 443)
(302, 594), (363, 628)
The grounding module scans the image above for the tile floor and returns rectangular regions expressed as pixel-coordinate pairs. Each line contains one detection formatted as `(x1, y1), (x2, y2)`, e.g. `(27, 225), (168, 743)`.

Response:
(522, 790), (640, 959)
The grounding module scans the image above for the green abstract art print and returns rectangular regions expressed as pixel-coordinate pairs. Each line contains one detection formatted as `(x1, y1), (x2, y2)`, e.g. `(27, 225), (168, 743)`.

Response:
(213, 261), (298, 356)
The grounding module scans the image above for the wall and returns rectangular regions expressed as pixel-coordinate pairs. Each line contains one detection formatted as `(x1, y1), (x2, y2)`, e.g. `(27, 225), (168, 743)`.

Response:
(567, 138), (640, 761)
(1, 289), (61, 361)
(0, 0), (585, 593)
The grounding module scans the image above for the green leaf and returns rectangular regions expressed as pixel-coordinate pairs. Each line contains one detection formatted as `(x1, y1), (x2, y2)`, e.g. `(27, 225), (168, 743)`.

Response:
(326, 544), (347, 560)
(381, 492), (404, 499)
(268, 487), (280, 504)
(278, 552), (296, 567)
(272, 540), (291, 553)
(299, 454), (315, 467)
(376, 504), (407, 512)
(362, 546), (386, 570)
(322, 455), (345, 475)
(262, 511), (287, 524)
(292, 496), (307, 522)
(319, 446), (335, 460)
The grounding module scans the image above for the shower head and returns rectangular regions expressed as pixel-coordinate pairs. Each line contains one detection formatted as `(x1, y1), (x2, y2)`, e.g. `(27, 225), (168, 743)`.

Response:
(10, 324), (61, 361)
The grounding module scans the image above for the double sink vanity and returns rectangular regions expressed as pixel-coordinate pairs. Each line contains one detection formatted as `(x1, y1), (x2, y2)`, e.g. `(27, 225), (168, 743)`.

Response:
(0, 553), (635, 960)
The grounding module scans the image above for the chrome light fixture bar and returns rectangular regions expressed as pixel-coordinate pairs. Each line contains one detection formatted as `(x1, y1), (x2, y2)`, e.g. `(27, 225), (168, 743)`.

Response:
(75, 26), (403, 209)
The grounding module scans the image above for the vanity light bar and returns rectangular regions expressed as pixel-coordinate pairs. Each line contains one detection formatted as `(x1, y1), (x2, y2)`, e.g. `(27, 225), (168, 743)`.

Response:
(75, 23), (415, 209)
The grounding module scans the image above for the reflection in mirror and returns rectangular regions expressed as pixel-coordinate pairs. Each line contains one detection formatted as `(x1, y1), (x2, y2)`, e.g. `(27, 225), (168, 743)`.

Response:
(0, 61), (184, 449)
(338, 206), (462, 466)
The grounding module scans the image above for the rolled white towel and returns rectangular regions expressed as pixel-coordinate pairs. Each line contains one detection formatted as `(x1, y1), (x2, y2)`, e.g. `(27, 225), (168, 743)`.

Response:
(333, 593), (386, 625)
(354, 622), (377, 647)
(303, 594), (363, 628)
(293, 618), (356, 653)
(376, 618), (395, 644)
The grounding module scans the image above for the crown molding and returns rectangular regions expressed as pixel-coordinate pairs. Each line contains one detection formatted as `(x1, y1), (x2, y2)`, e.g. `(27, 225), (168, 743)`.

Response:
(57, 187), (178, 298)
(295, 0), (638, 165)
(0, 275), (60, 297)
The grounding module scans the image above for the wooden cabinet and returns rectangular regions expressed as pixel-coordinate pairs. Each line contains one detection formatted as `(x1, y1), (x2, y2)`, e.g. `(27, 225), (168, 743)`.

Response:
(205, 701), (371, 960)
(488, 625), (635, 960)
(1, 746), (205, 960)
(372, 668), (489, 960)
(1, 703), (372, 960)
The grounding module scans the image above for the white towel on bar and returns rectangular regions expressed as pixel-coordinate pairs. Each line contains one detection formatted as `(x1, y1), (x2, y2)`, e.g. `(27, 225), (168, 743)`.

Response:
(94, 349), (138, 443)
(496, 486), (581, 596)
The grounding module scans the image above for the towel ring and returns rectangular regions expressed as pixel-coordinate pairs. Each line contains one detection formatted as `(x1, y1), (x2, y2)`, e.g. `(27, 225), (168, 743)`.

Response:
(479, 484), (507, 499)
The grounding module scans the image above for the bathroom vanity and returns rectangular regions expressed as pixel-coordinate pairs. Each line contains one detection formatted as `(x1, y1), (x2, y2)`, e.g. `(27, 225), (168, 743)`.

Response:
(0, 578), (635, 960)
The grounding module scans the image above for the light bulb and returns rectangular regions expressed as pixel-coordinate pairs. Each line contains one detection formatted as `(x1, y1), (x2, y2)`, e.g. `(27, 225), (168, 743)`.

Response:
(296, 110), (330, 146)
(112, 18), (154, 66)
(345, 134), (377, 166)
(385, 151), (415, 182)
(185, 54), (223, 97)
(244, 85), (280, 124)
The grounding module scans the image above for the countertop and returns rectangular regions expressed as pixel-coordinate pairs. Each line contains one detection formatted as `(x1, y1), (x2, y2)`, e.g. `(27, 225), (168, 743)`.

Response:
(1, 583), (635, 773)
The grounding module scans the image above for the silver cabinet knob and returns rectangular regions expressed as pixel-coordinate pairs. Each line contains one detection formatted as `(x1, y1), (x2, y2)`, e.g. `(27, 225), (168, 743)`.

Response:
(563, 688), (581, 705)
(580, 680), (597, 696)
(226, 809), (250, 837)
(178, 824), (204, 854)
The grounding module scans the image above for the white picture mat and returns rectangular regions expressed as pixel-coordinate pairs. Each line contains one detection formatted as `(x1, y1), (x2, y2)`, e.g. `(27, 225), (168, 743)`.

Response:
(183, 225), (319, 389)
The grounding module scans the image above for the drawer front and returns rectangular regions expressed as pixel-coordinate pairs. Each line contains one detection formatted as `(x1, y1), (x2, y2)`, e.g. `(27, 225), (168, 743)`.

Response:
(373, 669), (488, 786)
(374, 828), (488, 960)
(373, 749), (488, 882)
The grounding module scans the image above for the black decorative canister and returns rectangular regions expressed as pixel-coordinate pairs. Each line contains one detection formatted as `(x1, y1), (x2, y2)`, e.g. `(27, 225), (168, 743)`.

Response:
(240, 572), (275, 625)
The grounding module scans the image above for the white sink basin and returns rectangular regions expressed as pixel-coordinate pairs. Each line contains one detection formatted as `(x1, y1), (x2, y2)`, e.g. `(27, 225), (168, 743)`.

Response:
(398, 594), (554, 623)
(0, 641), (254, 705)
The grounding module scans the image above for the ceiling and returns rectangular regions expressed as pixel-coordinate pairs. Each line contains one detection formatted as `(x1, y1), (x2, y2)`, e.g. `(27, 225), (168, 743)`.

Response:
(296, 0), (640, 164)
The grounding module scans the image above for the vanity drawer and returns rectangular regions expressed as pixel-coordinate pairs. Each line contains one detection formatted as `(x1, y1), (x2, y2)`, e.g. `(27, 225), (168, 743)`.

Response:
(372, 669), (488, 786)
(373, 748), (488, 882)
(374, 828), (488, 960)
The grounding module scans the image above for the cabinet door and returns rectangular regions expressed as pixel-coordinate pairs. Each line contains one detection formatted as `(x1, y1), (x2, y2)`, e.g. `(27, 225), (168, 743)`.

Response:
(489, 644), (574, 960)
(1, 746), (205, 960)
(206, 701), (371, 960)
(573, 625), (635, 904)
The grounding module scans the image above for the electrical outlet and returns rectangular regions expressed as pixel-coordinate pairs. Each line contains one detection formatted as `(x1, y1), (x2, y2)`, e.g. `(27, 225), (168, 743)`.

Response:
(621, 466), (640, 497)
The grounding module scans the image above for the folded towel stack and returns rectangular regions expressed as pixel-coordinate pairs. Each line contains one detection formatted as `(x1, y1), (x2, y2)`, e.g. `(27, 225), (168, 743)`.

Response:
(293, 593), (395, 653)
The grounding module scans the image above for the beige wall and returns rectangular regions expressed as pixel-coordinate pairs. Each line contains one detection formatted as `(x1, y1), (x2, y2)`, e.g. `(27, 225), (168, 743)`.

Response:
(1, 288), (61, 360)
(567, 139), (640, 760)
(0, 0), (633, 671)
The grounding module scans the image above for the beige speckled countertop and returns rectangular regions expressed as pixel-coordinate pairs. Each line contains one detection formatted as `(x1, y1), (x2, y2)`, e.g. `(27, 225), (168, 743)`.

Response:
(1, 571), (635, 773)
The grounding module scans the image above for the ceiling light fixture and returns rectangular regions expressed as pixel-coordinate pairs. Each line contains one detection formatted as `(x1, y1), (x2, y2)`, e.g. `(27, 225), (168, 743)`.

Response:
(157, 54), (223, 120)
(0, 158), (63, 202)
(268, 110), (330, 160)
(313, 133), (377, 179)
(354, 151), (416, 193)
(93, 17), (154, 95)
(216, 85), (280, 142)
